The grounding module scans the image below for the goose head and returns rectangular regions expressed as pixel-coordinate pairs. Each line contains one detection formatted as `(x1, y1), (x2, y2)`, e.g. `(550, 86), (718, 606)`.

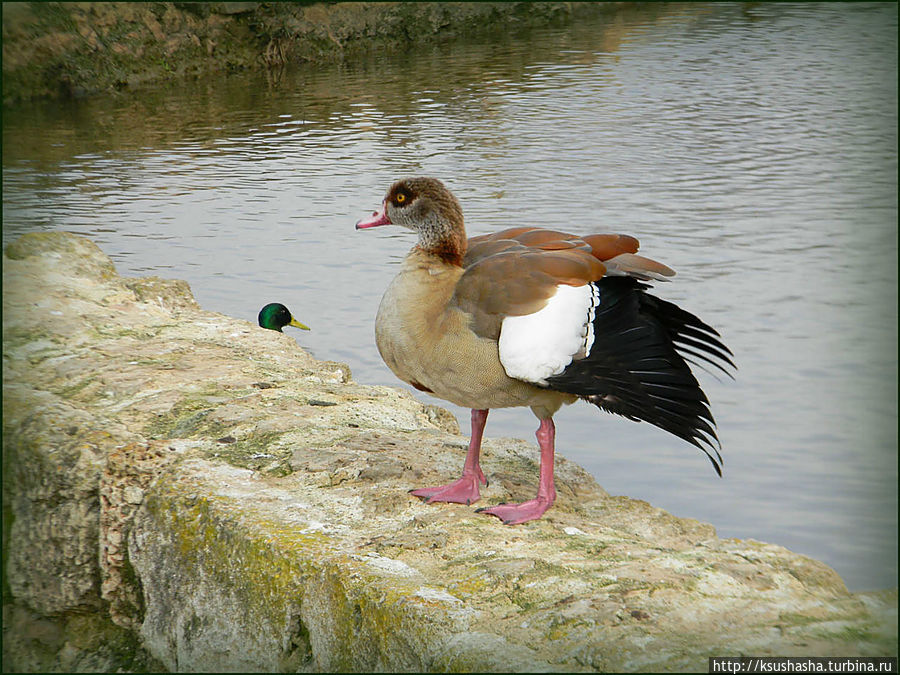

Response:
(356, 177), (467, 265)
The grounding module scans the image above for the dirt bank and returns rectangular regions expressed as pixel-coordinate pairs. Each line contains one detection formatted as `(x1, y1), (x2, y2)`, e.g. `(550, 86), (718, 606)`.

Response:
(1, 2), (625, 105)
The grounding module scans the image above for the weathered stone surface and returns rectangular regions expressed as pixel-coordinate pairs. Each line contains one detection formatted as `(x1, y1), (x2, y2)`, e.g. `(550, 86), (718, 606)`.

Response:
(3, 390), (109, 615)
(2, 231), (897, 671)
(1, 603), (164, 673)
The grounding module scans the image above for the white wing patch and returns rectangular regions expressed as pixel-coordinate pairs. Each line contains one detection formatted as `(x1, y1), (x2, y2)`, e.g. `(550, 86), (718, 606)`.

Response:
(499, 283), (600, 386)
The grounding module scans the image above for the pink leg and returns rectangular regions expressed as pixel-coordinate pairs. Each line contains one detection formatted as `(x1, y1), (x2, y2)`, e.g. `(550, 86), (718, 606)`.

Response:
(410, 409), (489, 505)
(476, 418), (557, 525)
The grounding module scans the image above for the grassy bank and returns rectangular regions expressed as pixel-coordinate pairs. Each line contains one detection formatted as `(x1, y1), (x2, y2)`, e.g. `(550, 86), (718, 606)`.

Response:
(1, 2), (624, 105)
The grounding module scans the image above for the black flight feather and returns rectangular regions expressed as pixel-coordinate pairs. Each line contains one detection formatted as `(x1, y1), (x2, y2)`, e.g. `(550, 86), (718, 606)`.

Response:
(545, 277), (735, 475)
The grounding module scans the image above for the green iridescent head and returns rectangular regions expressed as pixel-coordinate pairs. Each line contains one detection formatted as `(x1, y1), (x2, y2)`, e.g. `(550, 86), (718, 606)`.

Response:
(258, 303), (310, 332)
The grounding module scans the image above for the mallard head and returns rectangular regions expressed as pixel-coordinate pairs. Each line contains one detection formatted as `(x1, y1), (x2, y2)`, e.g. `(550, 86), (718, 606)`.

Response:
(258, 303), (310, 332)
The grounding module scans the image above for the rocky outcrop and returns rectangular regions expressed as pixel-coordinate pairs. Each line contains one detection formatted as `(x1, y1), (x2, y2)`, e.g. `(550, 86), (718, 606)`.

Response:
(2, 2), (626, 105)
(2, 232), (897, 671)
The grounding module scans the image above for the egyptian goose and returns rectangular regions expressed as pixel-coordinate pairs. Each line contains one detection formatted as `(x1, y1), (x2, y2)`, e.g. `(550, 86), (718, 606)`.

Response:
(356, 177), (734, 525)
(258, 303), (310, 332)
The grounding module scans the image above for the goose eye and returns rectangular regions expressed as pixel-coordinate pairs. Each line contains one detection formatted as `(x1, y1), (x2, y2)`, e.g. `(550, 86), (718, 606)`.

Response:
(396, 193), (407, 204)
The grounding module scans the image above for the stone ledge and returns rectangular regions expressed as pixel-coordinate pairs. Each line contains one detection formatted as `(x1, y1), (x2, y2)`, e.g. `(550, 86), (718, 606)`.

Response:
(2, 232), (897, 671)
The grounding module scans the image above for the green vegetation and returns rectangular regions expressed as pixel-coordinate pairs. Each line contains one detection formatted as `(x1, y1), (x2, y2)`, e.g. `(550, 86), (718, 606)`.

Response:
(2, 2), (623, 105)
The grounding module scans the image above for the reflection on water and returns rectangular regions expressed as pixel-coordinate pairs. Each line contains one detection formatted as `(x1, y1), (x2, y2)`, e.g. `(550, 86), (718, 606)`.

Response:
(3, 2), (897, 590)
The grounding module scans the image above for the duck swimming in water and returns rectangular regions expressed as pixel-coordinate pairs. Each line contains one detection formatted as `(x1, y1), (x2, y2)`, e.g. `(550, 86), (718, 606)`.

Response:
(356, 177), (734, 525)
(258, 303), (310, 333)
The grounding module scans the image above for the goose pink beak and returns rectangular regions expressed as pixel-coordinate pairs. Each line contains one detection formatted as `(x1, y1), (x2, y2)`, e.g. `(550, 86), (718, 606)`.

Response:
(356, 203), (392, 229)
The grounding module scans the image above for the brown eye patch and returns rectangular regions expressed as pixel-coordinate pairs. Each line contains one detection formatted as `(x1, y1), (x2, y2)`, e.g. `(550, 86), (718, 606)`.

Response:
(392, 187), (412, 207)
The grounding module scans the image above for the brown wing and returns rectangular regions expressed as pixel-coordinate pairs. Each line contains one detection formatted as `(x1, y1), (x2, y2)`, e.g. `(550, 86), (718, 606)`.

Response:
(465, 227), (643, 265)
(455, 227), (653, 340)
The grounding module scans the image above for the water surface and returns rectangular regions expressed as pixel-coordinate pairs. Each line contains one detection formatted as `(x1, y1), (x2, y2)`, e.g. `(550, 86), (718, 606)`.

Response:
(3, 2), (897, 591)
